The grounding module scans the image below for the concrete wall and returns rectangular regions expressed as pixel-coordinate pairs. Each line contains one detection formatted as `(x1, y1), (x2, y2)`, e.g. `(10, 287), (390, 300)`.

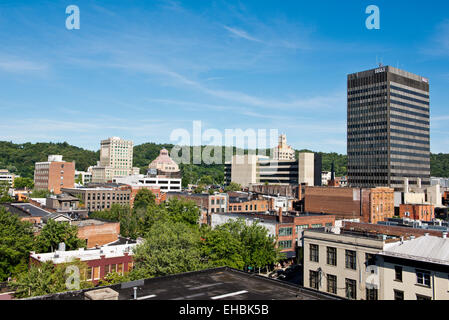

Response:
(299, 153), (315, 186)
(303, 230), (385, 300)
(231, 155), (258, 188)
(380, 258), (449, 300)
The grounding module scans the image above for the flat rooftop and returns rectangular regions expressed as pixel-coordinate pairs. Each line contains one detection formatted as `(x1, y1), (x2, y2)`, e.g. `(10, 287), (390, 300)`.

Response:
(27, 267), (342, 300)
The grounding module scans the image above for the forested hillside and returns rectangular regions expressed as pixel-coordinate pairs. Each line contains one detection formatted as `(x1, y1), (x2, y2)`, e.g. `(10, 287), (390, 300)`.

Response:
(1, 141), (447, 182)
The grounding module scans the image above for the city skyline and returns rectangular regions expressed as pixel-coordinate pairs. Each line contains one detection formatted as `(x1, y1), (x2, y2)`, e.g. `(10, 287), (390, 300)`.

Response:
(0, 1), (448, 154)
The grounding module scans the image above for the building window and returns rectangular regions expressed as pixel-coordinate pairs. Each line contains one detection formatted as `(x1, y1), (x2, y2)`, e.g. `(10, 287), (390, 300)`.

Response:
(279, 227), (293, 236)
(366, 288), (378, 300)
(416, 294), (431, 301)
(394, 290), (404, 300)
(395, 266), (403, 282)
(296, 225), (309, 235)
(327, 247), (337, 266)
(311, 224), (322, 229)
(345, 279), (357, 300)
(416, 270), (431, 287)
(278, 240), (292, 249)
(327, 274), (337, 294)
(345, 250), (357, 270)
(310, 244), (319, 262)
(365, 253), (376, 267)
(309, 270), (319, 290)
(86, 267), (92, 281)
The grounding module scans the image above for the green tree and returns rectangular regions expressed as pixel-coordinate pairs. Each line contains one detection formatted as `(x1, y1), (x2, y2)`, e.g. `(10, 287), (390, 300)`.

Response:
(0, 181), (14, 203)
(34, 219), (85, 253)
(224, 182), (242, 192)
(29, 189), (52, 198)
(0, 208), (35, 281)
(200, 226), (245, 269)
(132, 220), (206, 278)
(133, 188), (156, 210)
(75, 174), (83, 185)
(13, 177), (34, 189)
(193, 184), (205, 194)
(11, 260), (93, 298)
(165, 198), (201, 226)
(199, 175), (214, 185)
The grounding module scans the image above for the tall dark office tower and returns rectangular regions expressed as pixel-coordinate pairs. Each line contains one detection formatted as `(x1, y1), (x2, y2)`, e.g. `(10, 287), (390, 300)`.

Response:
(347, 65), (430, 191)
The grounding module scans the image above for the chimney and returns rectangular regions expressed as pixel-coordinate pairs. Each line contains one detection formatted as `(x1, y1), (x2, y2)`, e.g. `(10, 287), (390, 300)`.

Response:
(278, 207), (283, 224)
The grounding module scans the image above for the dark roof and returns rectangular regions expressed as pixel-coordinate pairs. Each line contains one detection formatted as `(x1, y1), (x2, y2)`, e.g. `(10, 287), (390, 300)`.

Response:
(10, 203), (52, 217)
(0, 203), (31, 218)
(26, 267), (342, 301)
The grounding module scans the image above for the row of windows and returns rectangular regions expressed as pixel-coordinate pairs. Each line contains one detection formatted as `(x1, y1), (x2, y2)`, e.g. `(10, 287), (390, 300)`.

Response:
(389, 92), (429, 106)
(390, 114), (429, 126)
(390, 135), (429, 146)
(390, 85), (429, 99)
(390, 121), (429, 133)
(347, 84), (387, 95)
(390, 106), (429, 119)
(390, 128), (429, 139)
(309, 245), (376, 270)
(348, 72), (387, 88)
(390, 99), (429, 113)
(87, 193), (130, 201)
(348, 92), (387, 102)
(390, 150), (430, 159)
(309, 271), (374, 300)
(390, 158), (430, 165)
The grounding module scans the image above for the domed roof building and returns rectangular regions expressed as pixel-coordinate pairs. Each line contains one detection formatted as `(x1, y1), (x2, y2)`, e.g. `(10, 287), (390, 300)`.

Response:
(148, 149), (180, 173)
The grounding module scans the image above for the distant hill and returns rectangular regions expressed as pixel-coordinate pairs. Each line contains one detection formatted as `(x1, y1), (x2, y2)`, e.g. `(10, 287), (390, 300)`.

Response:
(0, 141), (447, 183)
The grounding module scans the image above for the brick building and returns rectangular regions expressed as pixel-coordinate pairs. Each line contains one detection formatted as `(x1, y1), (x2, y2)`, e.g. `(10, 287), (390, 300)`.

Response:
(34, 155), (75, 195)
(304, 186), (394, 224)
(399, 204), (435, 221)
(30, 240), (141, 284)
(73, 219), (121, 248)
(62, 185), (131, 212)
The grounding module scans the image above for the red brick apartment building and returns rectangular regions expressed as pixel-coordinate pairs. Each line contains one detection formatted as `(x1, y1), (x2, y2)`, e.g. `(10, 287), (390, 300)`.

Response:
(399, 204), (435, 221)
(30, 241), (140, 284)
(304, 186), (394, 224)
(34, 155), (75, 195)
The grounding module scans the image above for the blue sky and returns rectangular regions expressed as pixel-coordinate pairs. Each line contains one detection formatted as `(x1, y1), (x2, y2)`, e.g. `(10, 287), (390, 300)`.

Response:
(0, 0), (448, 153)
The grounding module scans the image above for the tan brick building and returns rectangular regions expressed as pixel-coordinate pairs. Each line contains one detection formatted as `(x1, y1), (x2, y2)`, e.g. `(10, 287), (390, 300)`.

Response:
(34, 155), (75, 194)
(73, 219), (121, 248)
(304, 186), (394, 224)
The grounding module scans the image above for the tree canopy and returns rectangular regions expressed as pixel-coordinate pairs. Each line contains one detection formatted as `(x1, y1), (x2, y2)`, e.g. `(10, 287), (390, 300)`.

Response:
(34, 219), (86, 253)
(0, 208), (35, 281)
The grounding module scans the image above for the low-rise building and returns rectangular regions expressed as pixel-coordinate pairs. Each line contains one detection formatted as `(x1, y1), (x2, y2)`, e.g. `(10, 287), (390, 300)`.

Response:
(113, 174), (181, 192)
(61, 185), (131, 212)
(73, 219), (121, 248)
(303, 229), (388, 300)
(379, 235), (449, 300)
(34, 155), (75, 194)
(0, 169), (18, 187)
(29, 240), (141, 284)
(75, 170), (92, 185)
(399, 204), (435, 221)
(304, 186), (395, 224)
